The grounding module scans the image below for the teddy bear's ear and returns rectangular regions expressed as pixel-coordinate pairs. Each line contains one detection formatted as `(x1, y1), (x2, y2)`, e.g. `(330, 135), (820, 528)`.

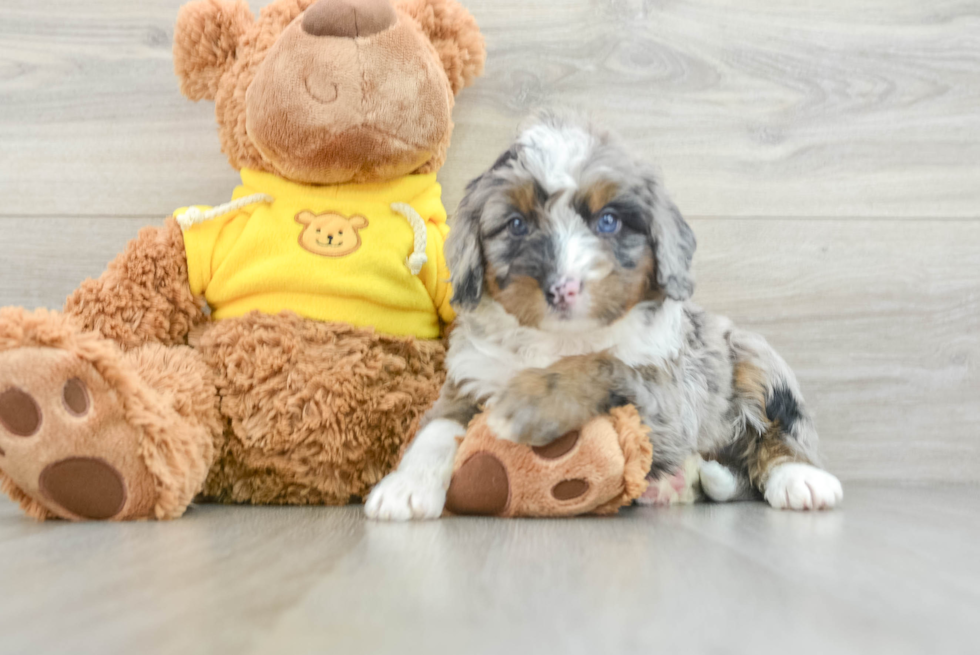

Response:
(174, 0), (255, 101)
(396, 0), (486, 95)
(295, 211), (317, 225)
(350, 216), (369, 229)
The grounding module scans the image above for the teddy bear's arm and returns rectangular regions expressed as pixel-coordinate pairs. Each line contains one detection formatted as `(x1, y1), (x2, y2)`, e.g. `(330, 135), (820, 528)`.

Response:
(63, 217), (207, 349)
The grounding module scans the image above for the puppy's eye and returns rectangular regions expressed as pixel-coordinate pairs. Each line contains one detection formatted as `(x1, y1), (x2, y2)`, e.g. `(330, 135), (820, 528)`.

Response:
(507, 214), (529, 237)
(595, 210), (621, 235)
(316, 229), (321, 234)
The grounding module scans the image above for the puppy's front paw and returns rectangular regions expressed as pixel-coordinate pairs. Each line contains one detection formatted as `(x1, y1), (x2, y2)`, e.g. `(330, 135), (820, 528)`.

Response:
(486, 370), (589, 446)
(364, 469), (446, 521)
(764, 463), (843, 510)
(485, 395), (557, 446)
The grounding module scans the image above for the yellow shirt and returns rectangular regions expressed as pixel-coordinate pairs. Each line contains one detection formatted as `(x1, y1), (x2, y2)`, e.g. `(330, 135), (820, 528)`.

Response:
(179, 169), (454, 339)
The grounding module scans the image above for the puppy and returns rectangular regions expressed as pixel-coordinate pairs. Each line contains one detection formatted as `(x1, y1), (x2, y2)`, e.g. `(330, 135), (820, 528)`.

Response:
(365, 111), (843, 520)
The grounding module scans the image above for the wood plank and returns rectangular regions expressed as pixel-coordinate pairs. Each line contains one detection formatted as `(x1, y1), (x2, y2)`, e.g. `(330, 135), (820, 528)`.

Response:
(0, 217), (157, 311)
(1, 487), (977, 655)
(693, 218), (980, 483)
(1, 1), (979, 217)
(2, 216), (977, 483)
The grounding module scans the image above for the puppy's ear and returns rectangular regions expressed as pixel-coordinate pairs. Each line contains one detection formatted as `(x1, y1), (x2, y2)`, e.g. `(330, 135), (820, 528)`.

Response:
(174, 0), (254, 101)
(396, 0), (486, 95)
(446, 175), (489, 309)
(645, 178), (696, 301)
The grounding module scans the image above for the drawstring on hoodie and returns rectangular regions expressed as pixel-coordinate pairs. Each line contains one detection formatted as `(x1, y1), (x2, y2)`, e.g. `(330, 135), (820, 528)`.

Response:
(174, 195), (428, 277)
(390, 203), (428, 275)
(175, 194), (275, 230)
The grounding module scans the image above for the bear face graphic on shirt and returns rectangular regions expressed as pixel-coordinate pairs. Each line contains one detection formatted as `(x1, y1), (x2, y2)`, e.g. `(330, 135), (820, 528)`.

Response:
(295, 210), (368, 257)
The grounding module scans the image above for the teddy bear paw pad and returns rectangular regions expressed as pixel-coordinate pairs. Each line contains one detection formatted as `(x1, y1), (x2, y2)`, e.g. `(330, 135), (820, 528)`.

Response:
(531, 430), (580, 459)
(39, 457), (127, 520)
(0, 387), (42, 438)
(0, 347), (154, 521)
(552, 478), (589, 501)
(445, 453), (510, 516)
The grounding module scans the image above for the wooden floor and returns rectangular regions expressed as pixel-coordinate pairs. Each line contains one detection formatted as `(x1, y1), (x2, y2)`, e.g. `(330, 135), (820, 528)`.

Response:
(0, 486), (977, 655)
(1, 1), (979, 653)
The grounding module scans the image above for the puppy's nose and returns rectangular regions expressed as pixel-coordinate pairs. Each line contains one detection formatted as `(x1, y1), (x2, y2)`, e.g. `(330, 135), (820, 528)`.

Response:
(302, 0), (397, 38)
(547, 277), (582, 309)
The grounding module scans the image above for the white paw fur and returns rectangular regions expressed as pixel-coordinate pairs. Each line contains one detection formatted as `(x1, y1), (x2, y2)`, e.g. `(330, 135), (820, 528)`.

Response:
(364, 418), (464, 521)
(764, 463), (843, 510)
(364, 469), (447, 521)
(699, 459), (738, 502)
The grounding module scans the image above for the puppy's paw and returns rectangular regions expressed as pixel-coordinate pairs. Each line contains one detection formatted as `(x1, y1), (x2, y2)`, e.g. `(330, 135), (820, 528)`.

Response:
(364, 469), (446, 521)
(487, 369), (604, 446)
(764, 463), (843, 510)
(485, 397), (561, 446)
(699, 460), (738, 502)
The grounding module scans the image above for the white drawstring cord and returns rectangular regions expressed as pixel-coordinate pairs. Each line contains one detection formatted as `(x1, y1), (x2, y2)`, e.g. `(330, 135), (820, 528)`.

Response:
(175, 193), (275, 230)
(391, 202), (428, 275)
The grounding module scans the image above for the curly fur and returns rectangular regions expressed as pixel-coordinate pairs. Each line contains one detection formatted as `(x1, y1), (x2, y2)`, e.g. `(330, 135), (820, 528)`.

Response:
(64, 218), (206, 349)
(196, 312), (445, 505)
(173, 0), (255, 101)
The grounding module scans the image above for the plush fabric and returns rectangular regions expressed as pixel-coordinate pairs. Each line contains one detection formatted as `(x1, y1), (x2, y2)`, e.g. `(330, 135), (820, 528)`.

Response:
(0, 309), (220, 520)
(195, 311), (446, 505)
(445, 406), (656, 518)
(64, 217), (207, 350)
(181, 168), (454, 338)
(175, 0), (486, 184)
(0, 0), (484, 521)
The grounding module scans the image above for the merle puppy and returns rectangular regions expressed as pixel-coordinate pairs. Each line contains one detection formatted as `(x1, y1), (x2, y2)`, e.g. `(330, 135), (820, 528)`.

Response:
(366, 112), (842, 520)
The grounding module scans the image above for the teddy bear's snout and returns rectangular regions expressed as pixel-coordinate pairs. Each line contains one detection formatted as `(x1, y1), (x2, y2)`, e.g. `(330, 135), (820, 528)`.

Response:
(301, 0), (397, 39)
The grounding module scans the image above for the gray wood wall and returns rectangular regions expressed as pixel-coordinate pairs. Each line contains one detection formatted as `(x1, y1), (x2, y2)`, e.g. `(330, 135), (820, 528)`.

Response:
(2, 0), (978, 482)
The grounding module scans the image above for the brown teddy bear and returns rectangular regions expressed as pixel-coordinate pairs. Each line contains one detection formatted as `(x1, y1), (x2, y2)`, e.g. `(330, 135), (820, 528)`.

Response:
(0, 0), (485, 521)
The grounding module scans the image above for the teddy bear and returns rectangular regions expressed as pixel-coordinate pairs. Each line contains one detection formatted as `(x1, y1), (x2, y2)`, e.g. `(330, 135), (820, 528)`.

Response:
(0, 0), (485, 521)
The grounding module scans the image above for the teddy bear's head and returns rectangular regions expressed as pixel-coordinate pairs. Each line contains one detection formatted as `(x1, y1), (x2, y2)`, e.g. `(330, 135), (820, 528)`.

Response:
(174, 0), (485, 185)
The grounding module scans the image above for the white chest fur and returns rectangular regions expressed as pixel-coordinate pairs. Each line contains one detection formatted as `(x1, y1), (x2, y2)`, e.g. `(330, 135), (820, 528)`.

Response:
(446, 299), (685, 400)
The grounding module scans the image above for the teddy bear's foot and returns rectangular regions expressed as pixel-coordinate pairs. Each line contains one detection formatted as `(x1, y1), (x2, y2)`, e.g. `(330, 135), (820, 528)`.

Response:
(0, 346), (157, 520)
(445, 406), (654, 518)
(0, 309), (219, 521)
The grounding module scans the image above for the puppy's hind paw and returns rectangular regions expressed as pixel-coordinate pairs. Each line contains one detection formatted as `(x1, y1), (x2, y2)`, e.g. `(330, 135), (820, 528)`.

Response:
(764, 463), (843, 511)
(699, 460), (738, 502)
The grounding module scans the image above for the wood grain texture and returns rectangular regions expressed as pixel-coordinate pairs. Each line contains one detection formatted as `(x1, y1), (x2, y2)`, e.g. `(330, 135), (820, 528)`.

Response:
(693, 218), (980, 483)
(1, 487), (978, 655)
(1, 0), (979, 216)
(3, 217), (976, 483)
(0, 218), (158, 311)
